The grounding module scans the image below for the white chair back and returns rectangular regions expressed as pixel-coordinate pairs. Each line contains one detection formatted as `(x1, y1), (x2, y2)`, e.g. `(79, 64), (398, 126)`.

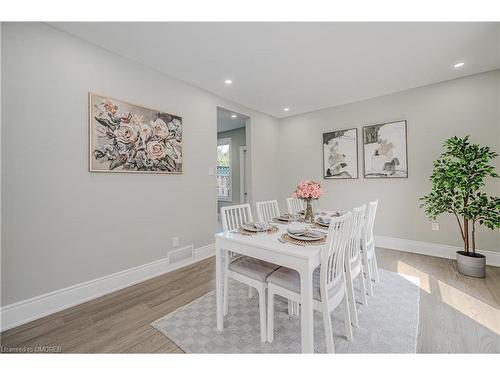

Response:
(255, 200), (280, 222)
(320, 212), (353, 297)
(221, 204), (253, 232)
(286, 197), (304, 216)
(363, 200), (378, 247)
(346, 205), (366, 264)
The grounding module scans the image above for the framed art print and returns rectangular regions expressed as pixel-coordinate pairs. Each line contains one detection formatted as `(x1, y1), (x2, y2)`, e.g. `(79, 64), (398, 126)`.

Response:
(323, 128), (358, 179)
(363, 120), (408, 178)
(89, 93), (182, 174)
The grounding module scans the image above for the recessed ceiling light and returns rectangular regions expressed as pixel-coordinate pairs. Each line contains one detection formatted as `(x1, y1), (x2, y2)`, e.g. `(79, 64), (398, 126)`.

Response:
(224, 79), (233, 85)
(453, 62), (465, 69)
(231, 114), (237, 118)
(283, 107), (290, 112)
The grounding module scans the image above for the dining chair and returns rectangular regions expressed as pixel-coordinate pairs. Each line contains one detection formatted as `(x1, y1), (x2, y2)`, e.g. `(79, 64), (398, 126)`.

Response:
(344, 205), (368, 327)
(266, 212), (354, 353)
(361, 200), (379, 296)
(255, 199), (299, 316)
(255, 200), (280, 222)
(286, 197), (304, 216)
(220, 203), (281, 342)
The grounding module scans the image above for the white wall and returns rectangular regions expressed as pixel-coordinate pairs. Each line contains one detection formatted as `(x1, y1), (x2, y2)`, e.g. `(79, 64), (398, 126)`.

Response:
(278, 70), (500, 252)
(2, 22), (499, 310)
(1, 23), (280, 305)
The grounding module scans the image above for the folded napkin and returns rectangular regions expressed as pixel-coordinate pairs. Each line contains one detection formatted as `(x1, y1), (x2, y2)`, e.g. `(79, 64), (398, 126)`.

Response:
(287, 225), (306, 235)
(253, 222), (272, 231)
(287, 227), (324, 238)
(304, 230), (324, 238)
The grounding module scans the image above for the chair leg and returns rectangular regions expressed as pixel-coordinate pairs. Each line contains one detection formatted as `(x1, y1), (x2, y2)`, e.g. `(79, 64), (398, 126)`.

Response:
(223, 274), (229, 316)
(346, 273), (358, 327)
(359, 267), (368, 306)
(322, 308), (335, 353)
(294, 302), (300, 316)
(364, 254), (374, 296)
(267, 288), (275, 343)
(342, 292), (353, 342)
(372, 254), (380, 282)
(258, 286), (267, 342)
(248, 287), (254, 299)
(287, 299), (293, 315)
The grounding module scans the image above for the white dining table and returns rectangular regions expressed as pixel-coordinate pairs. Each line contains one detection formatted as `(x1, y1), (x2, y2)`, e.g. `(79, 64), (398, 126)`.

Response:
(215, 223), (324, 353)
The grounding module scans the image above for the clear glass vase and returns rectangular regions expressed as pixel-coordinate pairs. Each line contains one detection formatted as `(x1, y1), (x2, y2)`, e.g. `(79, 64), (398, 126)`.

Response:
(304, 199), (314, 223)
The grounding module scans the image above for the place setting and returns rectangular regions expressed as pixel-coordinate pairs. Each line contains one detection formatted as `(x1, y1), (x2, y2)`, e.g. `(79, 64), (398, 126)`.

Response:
(278, 224), (327, 246)
(314, 210), (345, 229)
(236, 222), (279, 236)
(272, 213), (297, 224)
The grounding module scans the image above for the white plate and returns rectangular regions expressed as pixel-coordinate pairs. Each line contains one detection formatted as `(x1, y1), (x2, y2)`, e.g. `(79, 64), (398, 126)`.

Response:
(288, 231), (325, 241)
(241, 223), (268, 232)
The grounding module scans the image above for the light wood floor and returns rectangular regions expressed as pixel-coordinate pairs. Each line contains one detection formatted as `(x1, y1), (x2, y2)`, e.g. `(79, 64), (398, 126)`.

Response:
(1, 248), (499, 353)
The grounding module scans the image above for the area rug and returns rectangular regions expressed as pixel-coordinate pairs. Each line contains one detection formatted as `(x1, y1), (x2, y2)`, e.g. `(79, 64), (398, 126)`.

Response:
(151, 269), (420, 353)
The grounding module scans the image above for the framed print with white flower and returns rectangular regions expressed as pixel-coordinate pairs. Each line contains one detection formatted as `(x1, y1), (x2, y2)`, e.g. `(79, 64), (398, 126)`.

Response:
(89, 93), (182, 173)
(362, 120), (408, 178)
(323, 128), (358, 179)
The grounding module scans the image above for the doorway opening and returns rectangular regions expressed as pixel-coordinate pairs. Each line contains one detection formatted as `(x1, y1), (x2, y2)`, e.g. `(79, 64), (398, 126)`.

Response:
(216, 107), (250, 231)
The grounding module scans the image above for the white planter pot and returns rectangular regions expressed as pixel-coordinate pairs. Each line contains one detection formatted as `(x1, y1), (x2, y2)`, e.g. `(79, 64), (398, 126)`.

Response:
(456, 251), (486, 278)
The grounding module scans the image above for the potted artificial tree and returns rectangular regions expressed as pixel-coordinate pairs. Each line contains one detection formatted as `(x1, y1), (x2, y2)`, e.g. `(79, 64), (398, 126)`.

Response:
(420, 136), (499, 278)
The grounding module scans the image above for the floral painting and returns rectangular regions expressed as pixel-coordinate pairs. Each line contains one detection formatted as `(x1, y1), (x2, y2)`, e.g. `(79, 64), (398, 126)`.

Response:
(323, 128), (358, 179)
(89, 93), (182, 173)
(363, 120), (408, 178)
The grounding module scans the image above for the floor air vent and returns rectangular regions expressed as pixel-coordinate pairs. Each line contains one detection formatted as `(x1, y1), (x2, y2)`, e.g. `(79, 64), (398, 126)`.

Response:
(168, 245), (194, 265)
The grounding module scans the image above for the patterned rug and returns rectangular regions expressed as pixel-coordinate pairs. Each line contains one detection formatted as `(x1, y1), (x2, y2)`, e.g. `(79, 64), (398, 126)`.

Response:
(152, 269), (420, 353)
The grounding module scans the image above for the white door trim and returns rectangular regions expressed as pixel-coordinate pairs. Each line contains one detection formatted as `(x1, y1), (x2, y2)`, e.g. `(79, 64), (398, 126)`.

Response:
(239, 146), (247, 204)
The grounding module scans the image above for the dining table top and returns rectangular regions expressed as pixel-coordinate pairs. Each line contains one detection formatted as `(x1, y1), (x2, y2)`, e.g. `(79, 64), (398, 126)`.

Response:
(215, 222), (326, 260)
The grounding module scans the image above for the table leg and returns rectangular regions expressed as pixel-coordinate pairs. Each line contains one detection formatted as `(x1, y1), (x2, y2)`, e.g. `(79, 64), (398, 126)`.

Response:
(216, 242), (224, 331)
(300, 267), (314, 353)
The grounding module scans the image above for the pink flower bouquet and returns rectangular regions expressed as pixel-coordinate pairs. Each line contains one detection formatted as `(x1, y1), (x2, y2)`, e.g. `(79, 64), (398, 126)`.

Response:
(292, 180), (323, 223)
(292, 180), (323, 201)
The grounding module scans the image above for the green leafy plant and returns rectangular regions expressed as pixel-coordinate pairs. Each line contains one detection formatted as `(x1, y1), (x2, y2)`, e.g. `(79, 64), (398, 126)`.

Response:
(420, 136), (500, 255)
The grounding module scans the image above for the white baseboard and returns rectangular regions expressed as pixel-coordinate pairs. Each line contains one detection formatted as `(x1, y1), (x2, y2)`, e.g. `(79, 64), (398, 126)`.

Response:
(0, 244), (215, 332)
(375, 235), (500, 267)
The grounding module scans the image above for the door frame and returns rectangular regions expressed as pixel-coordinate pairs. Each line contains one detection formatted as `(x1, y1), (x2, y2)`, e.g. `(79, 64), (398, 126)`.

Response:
(216, 106), (252, 211)
(239, 146), (247, 203)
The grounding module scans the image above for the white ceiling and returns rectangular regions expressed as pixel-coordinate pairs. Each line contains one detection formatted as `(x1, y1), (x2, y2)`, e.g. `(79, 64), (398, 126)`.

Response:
(217, 107), (248, 133)
(50, 22), (500, 118)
